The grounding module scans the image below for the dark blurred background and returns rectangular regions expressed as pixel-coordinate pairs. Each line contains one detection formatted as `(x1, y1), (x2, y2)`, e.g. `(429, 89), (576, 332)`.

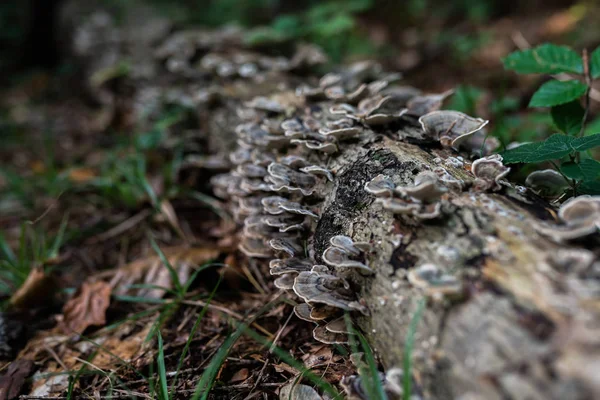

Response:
(3, 0), (597, 78)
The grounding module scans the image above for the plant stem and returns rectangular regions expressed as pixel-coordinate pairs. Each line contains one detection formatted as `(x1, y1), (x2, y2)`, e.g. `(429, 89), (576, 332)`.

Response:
(579, 49), (591, 142)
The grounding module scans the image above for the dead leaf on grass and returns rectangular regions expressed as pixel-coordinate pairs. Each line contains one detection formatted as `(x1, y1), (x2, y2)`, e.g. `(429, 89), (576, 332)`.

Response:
(105, 246), (220, 299)
(0, 359), (34, 400)
(229, 368), (250, 383)
(302, 345), (336, 369)
(61, 281), (111, 334)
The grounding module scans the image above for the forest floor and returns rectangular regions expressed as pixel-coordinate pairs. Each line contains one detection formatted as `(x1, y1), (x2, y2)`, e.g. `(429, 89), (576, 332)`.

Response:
(1, 1), (599, 399)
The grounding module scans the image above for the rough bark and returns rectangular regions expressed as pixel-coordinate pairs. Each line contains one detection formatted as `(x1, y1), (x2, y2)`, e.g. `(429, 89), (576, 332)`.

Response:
(315, 134), (600, 400)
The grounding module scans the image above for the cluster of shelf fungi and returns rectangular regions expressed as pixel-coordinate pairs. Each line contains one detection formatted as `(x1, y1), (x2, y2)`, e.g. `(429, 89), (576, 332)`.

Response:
(206, 51), (600, 397)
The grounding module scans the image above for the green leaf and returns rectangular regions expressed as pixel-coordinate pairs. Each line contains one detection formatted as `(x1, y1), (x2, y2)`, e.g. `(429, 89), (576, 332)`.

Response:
(572, 133), (600, 152)
(585, 116), (600, 136)
(590, 47), (600, 79)
(561, 159), (600, 181)
(501, 133), (600, 164)
(501, 134), (572, 163)
(529, 80), (588, 108)
(579, 180), (600, 195)
(503, 44), (584, 75)
(551, 100), (584, 135)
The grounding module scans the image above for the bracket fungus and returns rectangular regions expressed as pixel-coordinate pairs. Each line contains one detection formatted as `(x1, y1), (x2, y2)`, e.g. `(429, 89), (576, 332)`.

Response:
(313, 325), (349, 344)
(525, 169), (569, 198)
(536, 196), (600, 242)
(419, 110), (488, 148)
(274, 274), (296, 290)
(364, 174), (395, 197)
(293, 271), (368, 314)
(471, 154), (510, 191)
(407, 89), (454, 116)
(407, 263), (463, 297)
(368, 171), (447, 220)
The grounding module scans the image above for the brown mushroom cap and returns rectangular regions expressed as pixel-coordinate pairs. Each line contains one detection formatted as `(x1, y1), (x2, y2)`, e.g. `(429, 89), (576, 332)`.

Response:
(325, 317), (352, 333)
(309, 304), (339, 320)
(293, 303), (317, 323)
(313, 325), (349, 344)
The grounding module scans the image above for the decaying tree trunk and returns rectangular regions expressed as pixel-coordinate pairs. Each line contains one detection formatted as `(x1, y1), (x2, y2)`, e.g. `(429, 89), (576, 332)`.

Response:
(313, 135), (600, 400)
(52, 2), (600, 399)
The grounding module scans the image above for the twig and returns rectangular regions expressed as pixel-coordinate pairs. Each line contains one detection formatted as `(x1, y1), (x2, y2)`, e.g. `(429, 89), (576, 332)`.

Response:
(180, 299), (273, 338)
(85, 209), (152, 244)
(269, 311), (294, 354)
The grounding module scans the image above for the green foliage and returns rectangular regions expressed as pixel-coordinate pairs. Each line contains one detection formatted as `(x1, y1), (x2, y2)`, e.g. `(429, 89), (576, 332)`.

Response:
(502, 42), (600, 197)
(561, 159), (600, 181)
(245, 0), (375, 62)
(590, 47), (600, 79)
(0, 216), (68, 297)
(529, 80), (588, 108)
(503, 44), (584, 75)
(551, 101), (584, 136)
(501, 133), (600, 164)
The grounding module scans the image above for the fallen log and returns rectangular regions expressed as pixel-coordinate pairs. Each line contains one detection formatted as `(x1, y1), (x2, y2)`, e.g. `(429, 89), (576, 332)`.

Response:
(52, 2), (600, 399)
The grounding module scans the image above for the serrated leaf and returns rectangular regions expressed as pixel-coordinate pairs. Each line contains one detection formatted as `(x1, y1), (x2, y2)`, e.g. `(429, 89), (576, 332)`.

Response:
(501, 134), (572, 163)
(551, 101), (584, 135)
(502, 133), (600, 164)
(572, 133), (600, 152)
(561, 159), (600, 181)
(503, 44), (584, 75)
(578, 180), (600, 195)
(529, 80), (588, 108)
(590, 47), (600, 79)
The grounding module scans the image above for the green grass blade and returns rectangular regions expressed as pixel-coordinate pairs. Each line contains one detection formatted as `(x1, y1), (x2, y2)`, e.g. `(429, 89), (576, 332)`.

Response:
(192, 324), (246, 400)
(171, 277), (222, 395)
(242, 327), (342, 399)
(403, 297), (426, 400)
(157, 332), (169, 400)
(49, 212), (70, 259)
(357, 332), (386, 400)
(149, 235), (183, 295)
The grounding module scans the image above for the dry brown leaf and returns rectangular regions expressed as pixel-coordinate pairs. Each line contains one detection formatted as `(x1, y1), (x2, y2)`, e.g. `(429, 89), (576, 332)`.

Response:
(0, 359), (34, 400)
(67, 167), (97, 183)
(229, 368), (250, 383)
(274, 363), (300, 375)
(106, 246), (220, 299)
(61, 281), (111, 334)
(9, 267), (55, 310)
(303, 346), (333, 369)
